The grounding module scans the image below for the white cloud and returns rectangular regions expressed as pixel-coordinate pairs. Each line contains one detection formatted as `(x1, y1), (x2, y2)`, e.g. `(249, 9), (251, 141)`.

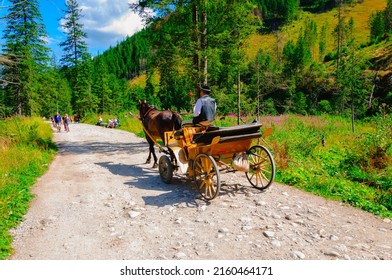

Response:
(76, 0), (144, 53)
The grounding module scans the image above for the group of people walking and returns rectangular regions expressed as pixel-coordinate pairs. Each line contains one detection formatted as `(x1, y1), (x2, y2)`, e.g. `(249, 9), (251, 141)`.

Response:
(51, 112), (70, 132)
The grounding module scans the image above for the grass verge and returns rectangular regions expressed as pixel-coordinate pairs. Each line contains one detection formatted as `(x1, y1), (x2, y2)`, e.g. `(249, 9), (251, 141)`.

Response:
(0, 117), (57, 259)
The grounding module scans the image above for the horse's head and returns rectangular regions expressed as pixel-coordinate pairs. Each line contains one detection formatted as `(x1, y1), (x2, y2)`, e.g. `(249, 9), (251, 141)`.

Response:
(138, 100), (154, 120)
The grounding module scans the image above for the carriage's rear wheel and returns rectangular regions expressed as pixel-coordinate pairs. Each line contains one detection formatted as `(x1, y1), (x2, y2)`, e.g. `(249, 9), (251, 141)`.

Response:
(193, 153), (220, 200)
(159, 155), (174, 183)
(246, 145), (275, 190)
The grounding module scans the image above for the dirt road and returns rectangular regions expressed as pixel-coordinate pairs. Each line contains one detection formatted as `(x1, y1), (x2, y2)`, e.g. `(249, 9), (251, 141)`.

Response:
(10, 122), (392, 260)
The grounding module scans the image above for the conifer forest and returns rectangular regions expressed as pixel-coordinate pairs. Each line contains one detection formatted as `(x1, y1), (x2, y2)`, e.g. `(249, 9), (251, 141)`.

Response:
(1, 0), (391, 119)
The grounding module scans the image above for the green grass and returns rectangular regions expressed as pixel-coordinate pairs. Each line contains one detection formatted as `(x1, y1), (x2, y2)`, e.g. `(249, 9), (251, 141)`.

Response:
(83, 112), (145, 138)
(0, 117), (57, 259)
(263, 114), (392, 218)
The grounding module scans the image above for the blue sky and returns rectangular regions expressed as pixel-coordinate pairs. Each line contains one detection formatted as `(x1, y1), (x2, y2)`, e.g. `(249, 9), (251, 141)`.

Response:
(1, 0), (145, 57)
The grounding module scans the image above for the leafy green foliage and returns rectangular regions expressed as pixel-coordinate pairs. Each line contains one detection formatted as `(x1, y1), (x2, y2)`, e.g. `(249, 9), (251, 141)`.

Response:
(265, 114), (392, 217)
(59, 0), (88, 68)
(83, 111), (145, 138)
(1, 0), (51, 116)
(255, 0), (300, 24)
(0, 117), (56, 259)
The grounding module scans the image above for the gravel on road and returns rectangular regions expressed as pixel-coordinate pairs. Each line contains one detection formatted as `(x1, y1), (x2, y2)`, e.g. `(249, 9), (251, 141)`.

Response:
(10, 122), (392, 260)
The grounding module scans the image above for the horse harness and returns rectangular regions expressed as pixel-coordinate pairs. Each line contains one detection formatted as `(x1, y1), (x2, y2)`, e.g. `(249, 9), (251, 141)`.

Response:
(140, 105), (179, 151)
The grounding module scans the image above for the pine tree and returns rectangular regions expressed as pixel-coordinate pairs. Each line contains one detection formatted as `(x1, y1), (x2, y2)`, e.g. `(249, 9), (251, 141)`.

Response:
(74, 54), (97, 115)
(1, 0), (51, 116)
(384, 0), (392, 32)
(59, 0), (88, 68)
(334, 17), (371, 130)
(59, 0), (91, 116)
(369, 11), (385, 42)
(319, 23), (328, 62)
(304, 19), (318, 60)
(92, 59), (112, 113)
(334, 0), (347, 76)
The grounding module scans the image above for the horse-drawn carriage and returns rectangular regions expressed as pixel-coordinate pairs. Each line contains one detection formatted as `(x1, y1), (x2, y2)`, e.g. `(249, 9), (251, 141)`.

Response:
(139, 101), (275, 200)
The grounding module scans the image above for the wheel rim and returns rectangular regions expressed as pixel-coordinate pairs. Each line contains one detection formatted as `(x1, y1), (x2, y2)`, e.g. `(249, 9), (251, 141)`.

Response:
(193, 153), (220, 200)
(246, 145), (275, 190)
(159, 155), (173, 183)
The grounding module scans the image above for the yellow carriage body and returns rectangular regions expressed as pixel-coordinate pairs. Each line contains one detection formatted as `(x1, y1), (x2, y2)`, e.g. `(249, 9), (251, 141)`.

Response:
(164, 123), (261, 172)
(161, 122), (275, 200)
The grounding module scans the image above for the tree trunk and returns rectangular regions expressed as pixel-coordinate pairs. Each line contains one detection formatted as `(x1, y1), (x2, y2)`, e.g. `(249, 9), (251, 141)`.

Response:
(237, 70), (241, 125)
(201, 5), (208, 86)
(192, 3), (200, 94)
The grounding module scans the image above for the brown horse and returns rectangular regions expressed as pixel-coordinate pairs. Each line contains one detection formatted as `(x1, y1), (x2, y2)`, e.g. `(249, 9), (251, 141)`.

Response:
(139, 100), (182, 168)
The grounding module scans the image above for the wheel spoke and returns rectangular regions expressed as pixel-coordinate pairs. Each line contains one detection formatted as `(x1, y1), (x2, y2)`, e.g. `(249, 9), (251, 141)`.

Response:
(246, 145), (275, 191)
(195, 161), (204, 172)
(198, 179), (206, 190)
(206, 182), (212, 198)
(260, 168), (272, 175)
(193, 153), (220, 200)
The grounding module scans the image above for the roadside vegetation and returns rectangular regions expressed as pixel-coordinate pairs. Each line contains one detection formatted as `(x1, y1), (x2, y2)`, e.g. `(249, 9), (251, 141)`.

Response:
(264, 114), (392, 218)
(0, 117), (56, 259)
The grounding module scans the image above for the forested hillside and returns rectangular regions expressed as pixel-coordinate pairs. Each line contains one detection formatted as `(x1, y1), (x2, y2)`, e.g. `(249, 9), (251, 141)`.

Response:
(1, 0), (391, 119)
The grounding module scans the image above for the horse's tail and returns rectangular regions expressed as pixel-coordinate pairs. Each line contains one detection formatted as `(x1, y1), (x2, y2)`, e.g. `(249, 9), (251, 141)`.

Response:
(172, 112), (182, 130)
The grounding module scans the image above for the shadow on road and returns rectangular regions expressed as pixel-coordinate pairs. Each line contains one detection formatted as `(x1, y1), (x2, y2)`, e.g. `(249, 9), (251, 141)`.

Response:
(56, 140), (148, 155)
(96, 161), (199, 207)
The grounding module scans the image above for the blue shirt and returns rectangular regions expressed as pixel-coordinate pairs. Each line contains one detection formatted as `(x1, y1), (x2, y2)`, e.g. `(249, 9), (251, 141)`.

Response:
(54, 115), (61, 124)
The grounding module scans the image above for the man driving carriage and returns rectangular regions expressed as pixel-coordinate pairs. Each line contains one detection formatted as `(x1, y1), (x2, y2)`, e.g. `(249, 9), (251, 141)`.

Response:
(192, 85), (216, 126)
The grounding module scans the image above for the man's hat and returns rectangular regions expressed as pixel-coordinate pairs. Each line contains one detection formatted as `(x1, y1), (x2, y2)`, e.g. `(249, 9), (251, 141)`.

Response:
(200, 85), (211, 93)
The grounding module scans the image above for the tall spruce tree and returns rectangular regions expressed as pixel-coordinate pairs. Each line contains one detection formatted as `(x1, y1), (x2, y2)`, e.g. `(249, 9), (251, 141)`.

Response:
(59, 0), (91, 116)
(59, 0), (88, 68)
(384, 0), (392, 33)
(92, 59), (112, 113)
(1, 0), (50, 116)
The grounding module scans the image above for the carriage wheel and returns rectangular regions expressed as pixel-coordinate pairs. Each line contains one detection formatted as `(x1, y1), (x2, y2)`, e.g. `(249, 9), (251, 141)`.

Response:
(159, 155), (174, 183)
(246, 145), (275, 190)
(193, 153), (221, 200)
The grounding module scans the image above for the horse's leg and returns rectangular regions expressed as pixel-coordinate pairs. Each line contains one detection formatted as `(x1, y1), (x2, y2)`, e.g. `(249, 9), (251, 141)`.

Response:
(145, 136), (158, 168)
(146, 148), (151, 164)
(151, 143), (158, 168)
(145, 137), (153, 164)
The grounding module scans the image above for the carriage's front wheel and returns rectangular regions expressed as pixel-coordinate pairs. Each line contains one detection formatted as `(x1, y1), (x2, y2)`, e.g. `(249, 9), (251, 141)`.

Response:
(193, 153), (220, 200)
(159, 155), (174, 183)
(246, 145), (275, 190)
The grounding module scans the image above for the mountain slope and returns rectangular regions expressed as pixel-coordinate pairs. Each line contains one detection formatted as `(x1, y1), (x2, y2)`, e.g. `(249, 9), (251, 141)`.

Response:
(246, 0), (387, 59)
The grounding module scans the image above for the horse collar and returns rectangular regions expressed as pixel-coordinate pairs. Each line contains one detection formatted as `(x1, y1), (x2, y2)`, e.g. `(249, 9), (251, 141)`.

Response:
(143, 106), (155, 119)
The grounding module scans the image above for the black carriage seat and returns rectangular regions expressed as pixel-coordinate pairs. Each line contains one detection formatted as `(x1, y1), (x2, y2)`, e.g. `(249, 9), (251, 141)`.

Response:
(191, 121), (262, 144)
(174, 120), (218, 139)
